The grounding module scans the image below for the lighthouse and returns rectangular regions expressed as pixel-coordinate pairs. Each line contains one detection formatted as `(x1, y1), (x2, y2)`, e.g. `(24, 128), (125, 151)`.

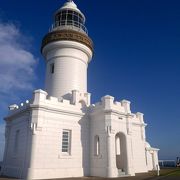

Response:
(41, 0), (93, 100)
(2, 0), (159, 179)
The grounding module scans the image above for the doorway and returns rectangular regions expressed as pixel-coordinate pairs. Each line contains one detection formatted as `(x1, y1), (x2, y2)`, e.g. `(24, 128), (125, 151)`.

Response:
(115, 132), (127, 174)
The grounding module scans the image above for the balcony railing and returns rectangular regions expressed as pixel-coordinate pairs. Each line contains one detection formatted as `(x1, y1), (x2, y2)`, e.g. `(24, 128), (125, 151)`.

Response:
(49, 20), (88, 34)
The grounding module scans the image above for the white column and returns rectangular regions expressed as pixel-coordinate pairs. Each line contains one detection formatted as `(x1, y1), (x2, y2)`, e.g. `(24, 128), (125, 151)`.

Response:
(125, 115), (135, 176)
(126, 135), (135, 176)
(106, 126), (114, 177)
(151, 152), (156, 170)
(152, 151), (159, 170)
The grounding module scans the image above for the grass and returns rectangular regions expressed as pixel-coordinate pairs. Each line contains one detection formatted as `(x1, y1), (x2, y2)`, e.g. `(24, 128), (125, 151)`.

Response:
(167, 169), (180, 176)
(159, 168), (180, 177)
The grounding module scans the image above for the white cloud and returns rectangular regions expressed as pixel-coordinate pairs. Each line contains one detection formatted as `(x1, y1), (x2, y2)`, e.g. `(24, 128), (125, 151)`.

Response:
(0, 22), (37, 94)
(0, 21), (38, 161)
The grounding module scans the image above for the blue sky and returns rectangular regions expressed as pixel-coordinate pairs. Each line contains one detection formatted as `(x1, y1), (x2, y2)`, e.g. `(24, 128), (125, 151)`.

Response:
(0, 0), (180, 161)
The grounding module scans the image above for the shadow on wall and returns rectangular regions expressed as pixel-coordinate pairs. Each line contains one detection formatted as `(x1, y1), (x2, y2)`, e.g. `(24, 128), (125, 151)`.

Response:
(78, 101), (90, 176)
(0, 123), (5, 162)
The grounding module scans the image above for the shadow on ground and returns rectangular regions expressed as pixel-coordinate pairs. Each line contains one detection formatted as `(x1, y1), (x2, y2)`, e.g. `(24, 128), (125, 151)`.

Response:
(0, 168), (180, 180)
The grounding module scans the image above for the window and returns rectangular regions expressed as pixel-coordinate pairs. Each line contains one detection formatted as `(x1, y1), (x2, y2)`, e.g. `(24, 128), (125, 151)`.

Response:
(50, 63), (54, 74)
(62, 130), (71, 154)
(14, 130), (20, 154)
(54, 10), (85, 28)
(115, 136), (121, 155)
(94, 135), (100, 156)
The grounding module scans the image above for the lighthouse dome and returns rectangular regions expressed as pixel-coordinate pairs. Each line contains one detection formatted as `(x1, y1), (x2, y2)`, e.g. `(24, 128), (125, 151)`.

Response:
(52, 0), (87, 34)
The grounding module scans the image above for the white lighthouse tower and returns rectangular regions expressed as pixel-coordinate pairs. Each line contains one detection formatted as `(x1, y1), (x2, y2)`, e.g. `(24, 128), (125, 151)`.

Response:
(42, 0), (93, 100)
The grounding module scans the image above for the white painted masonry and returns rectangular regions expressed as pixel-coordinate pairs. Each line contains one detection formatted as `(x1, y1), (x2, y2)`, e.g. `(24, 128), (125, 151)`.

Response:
(1, 0), (159, 179)
(43, 41), (92, 100)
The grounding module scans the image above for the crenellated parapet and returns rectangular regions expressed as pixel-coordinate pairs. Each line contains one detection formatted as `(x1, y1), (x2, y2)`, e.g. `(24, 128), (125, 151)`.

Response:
(90, 95), (131, 114)
(135, 112), (145, 123)
(32, 89), (90, 106)
(7, 89), (91, 117)
(90, 95), (147, 125)
(71, 90), (91, 106)
(7, 90), (147, 126)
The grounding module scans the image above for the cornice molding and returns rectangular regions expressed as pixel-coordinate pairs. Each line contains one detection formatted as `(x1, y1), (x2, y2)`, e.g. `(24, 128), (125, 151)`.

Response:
(41, 30), (93, 52)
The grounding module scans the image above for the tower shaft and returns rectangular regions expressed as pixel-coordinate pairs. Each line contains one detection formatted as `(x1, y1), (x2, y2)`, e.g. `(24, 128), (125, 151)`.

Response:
(43, 39), (92, 100)
(41, 1), (93, 100)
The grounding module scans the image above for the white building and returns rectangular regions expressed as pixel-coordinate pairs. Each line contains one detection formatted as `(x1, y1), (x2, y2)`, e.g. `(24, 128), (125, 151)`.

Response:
(1, 0), (159, 179)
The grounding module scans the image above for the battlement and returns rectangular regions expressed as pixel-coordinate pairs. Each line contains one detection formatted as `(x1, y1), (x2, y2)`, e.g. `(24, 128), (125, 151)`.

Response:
(8, 90), (145, 123)
(8, 89), (91, 115)
(33, 89), (90, 105)
(90, 95), (145, 122)
(90, 95), (131, 113)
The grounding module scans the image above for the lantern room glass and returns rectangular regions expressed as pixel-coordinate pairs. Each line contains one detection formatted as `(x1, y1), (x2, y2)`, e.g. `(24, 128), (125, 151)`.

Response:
(53, 9), (87, 34)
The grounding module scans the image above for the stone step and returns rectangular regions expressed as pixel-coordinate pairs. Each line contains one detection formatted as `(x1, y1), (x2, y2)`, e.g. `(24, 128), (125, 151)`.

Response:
(119, 174), (130, 177)
(118, 169), (123, 172)
(118, 169), (126, 176)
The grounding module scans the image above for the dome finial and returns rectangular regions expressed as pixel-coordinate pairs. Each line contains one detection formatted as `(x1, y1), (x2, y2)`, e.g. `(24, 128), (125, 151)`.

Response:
(67, 0), (73, 2)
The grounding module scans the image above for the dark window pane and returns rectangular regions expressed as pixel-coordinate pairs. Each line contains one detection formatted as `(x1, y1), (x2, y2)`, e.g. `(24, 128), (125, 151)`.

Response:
(61, 14), (66, 21)
(73, 15), (78, 22)
(60, 21), (66, 26)
(62, 149), (68, 152)
(67, 21), (72, 25)
(75, 12), (78, 16)
(67, 10), (73, 14)
(62, 143), (68, 146)
(79, 17), (83, 24)
(62, 130), (70, 153)
(50, 63), (54, 74)
(67, 14), (72, 21)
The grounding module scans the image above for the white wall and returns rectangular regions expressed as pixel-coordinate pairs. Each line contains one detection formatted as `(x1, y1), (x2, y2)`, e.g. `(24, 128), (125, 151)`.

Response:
(28, 110), (89, 179)
(131, 125), (147, 173)
(26, 90), (90, 179)
(90, 112), (107, 177)
(43, 41), (92, 100)
(2, 112), (30, 179)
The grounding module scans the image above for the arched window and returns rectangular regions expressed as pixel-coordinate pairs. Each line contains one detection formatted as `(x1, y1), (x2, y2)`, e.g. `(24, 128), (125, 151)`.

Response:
(115, 133), (127, 171)
(94, 135), (100, 156)
(115, 135), (121, 155)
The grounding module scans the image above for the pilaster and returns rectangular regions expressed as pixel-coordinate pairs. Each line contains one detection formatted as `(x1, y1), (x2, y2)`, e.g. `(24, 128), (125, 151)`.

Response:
(106, 126), (116, 177)
(126, 135), (135, 176)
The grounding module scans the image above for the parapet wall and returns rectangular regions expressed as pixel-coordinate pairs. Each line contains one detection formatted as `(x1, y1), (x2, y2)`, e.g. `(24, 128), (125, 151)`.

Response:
(7, 89), (91, 116)
(90, 95), (145, 123)
(7, 90), (145, 124)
